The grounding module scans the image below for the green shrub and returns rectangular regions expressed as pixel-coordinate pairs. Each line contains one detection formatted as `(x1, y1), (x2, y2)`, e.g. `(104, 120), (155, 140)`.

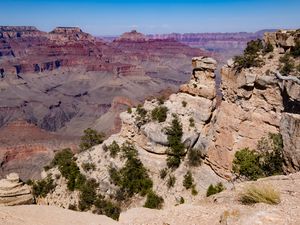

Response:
(127, 107), (132, 114)
(263, 42), (274, 54)
(232, 148), (263, 180)
(233, 39), (264, 72)
(189, 117), (195, 127)
(233, 133), (284, 180)
(32, 176), (56, 198)
(110, 142), (153, 197)
(183, 171), (194, 190)
(78, 179), (98, 211)
(191, 186), (198, 195)
(167, 175), (176, 188)
(279, 54), (295, 75)
(151, 106), (168, 122)
(291, 40), (300, 57)
(166, 115), (185, 169)
(68, 204), (77, 211)
(94, 195), (121, 220)
(79, 128), (105, 152)
(144, 191), (164, 209)
(182, 101), (187, 107)
(239, 184), (280, 205)
(82, 162), (96, 172)
(179, 196), (185, 204)
(159, 168), (168, 180)
(187, 148), (202, 167)
(157, 96), (165, 105)
(244, 39), (263, 55)
(108, 141), (120, 158)
(135, 104), (148, 127)
(258, 133), (284, 176)
(206, 182), (225, 197)
(50, 148), (84, 191)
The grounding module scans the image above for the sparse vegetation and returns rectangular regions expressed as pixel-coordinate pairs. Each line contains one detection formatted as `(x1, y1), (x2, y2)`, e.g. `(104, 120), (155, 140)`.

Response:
(82, 162), (96, 172)
(233, 39), (264, 72)
(144, 191), (164, 209)
(78, 178), (98, 211)
(189, 117), (195, 127)
(32, 175), (56, 198)
(151, 106), (168, 122)
(127, 107), (132, 114)
(94, 195), (121, 220)
(79, 128), (105, 152)
(179, 196), (185, 204)
(109, 142), (153, 198)
(107, 141), (121, 158)
(187, 148), (202, 167)
(182, 101), (187, 107)
(166, 115), (185, 169)
(157, 96), (165, 105)
(167, 175), (176, 188)
(263, 42), (274, 54)
(233, 133), (284, 180)
(136, 104), (148, 127)
(279, 53), (295, 75)
(239, 184), (280, 205)
(159, 168), (168, 179)
(68, 204), (77, 211)
(290, 40), (300, 57)
(191, 186), (198, 195)
(206, 182), (225, 197)
(183, 171), (194, 190)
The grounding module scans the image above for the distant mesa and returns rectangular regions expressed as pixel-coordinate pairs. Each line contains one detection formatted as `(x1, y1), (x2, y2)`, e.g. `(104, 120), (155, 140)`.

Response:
(116, 30), (148, 42)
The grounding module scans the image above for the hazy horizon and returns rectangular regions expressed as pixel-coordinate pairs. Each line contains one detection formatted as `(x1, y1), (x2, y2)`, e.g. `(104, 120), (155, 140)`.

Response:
(1, 0), (300, 35)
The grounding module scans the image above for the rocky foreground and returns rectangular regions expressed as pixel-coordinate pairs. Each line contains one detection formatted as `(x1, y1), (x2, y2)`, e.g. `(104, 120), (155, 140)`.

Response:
(1, 172), (300, 225)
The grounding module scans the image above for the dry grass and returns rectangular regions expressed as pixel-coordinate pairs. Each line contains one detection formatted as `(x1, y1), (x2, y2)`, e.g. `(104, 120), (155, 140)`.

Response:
(239, 183), (280, 205)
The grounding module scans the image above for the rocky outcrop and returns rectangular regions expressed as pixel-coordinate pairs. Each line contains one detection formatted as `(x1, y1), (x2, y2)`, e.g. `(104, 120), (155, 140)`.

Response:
(280, 113), (300, 172)
(2, 172), (300, 224)
(0, 173), (33, 206)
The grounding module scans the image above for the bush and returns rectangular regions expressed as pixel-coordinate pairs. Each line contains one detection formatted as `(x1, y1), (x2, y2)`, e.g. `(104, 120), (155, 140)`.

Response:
(151, 106), (168, 122)
(279, 54), (295, 75)
(110, 142), (153, 198)
(179, 196), (185, 204)
(233, 133), (284, 180)
(50, 148), (85, 191)
(206, 182), (225, 197)
(135, 105), (148, 127)
(82, 162), (96, 172)
(257, 133), (284, 176)
(94, 195), (121, 220)
(68, 204), (77, 211)
(159, 168), (168, 179)
(157, 96), (165, 105)
(182, 101), (187, 107)
(291, 40), (300, 57)
(78, 179), (98, 211)
(189, 117), (195, 127)
(32, 176), (56, 198)
(108, 141), (120, 158)
(232, 148), (264, 180)
(167, 175), (176, 188)
(191, 186), (198, 196)
(187, 148), (202, 167)
(144, 191), (164, 209)
(127, 107), (132, 114)
(79, 128), (105, 152)
(166, 115), (185, 169)
(233, 39), (264, 72)
(183, 171), (194, 190)
(239, 184), (280, 205)
(263, 42), (274, 54)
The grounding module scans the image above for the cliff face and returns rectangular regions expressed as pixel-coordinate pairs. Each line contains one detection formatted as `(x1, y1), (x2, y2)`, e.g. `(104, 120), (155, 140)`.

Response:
(205, 29), (300, 177)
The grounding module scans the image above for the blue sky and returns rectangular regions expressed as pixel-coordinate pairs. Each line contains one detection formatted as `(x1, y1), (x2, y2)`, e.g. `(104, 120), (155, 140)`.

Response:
(1, 0), (300, 35)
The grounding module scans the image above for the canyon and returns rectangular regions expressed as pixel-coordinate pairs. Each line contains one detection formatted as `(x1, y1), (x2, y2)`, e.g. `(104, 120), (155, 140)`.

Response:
(0, 26), (206, 180)
(8, 29), (296, 224)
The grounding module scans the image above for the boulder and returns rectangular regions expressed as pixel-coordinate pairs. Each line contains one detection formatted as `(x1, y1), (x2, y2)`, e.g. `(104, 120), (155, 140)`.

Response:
(0, 173), (33, 206)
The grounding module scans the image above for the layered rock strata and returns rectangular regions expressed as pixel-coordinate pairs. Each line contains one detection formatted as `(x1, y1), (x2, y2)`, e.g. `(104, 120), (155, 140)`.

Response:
(0, 173), (33, 206)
